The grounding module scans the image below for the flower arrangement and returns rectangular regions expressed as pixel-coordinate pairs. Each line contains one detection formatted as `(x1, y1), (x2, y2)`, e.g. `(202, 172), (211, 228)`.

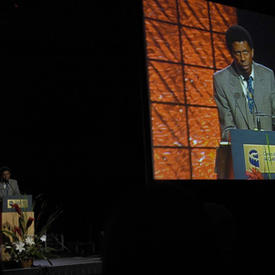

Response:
(1, 198), (62, 266)
(245, 167), (264, 180)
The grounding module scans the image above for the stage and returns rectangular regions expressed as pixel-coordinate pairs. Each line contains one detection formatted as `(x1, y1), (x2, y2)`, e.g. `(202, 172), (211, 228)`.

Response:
(2, 256), (102, 275)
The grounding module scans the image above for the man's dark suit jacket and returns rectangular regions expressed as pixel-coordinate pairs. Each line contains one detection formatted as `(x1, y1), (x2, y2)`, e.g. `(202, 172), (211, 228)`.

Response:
(214, 61), (275, 140)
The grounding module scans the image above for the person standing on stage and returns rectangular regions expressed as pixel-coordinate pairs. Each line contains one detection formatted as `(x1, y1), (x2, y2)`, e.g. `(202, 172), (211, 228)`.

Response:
(214, 24), (275, 141)
(0, 166), (21, 198)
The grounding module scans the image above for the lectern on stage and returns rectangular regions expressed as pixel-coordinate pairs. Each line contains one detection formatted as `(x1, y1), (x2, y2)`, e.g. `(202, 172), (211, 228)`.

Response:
(0, 195), (34, 261)
(216, 129), (275, 179)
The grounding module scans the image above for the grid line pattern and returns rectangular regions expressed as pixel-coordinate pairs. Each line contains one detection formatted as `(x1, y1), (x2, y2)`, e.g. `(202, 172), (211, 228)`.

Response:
(143, 0), (237, 179)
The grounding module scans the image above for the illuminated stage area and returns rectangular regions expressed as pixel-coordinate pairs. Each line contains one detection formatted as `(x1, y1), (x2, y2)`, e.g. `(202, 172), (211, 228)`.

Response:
(2, 256), (102, 275)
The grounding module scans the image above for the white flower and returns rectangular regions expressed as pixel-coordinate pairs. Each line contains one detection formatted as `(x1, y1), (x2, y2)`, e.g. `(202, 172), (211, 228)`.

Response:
(40, 234), (47, 242)
(14, 241), (25, 253)
(25, 236), (35, 246)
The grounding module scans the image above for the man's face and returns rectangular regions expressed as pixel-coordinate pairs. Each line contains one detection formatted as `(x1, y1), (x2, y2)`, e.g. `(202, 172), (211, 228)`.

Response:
(2, 170), (11, 181)
(231, 41), (254, 78)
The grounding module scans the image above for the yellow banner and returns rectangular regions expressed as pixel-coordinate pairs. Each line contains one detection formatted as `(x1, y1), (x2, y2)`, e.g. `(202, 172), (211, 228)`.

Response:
(7, 199), (29, 209)
(243, 144), (275, 173)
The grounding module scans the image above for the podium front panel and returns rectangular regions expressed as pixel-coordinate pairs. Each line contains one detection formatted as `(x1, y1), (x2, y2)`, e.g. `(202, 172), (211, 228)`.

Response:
(1, 195), (32, 212)
(230, 129), (275, 179)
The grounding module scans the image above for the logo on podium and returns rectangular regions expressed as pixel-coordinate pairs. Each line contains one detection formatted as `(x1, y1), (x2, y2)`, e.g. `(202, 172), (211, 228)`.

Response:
(248, 149), (259, 168)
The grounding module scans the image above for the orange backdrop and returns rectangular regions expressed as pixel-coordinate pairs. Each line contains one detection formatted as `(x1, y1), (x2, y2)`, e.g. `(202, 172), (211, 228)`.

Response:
(143, 0), (237, 179)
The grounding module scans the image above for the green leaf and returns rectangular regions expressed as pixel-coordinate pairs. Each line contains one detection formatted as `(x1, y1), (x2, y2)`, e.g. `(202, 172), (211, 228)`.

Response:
(1, 230), (19, 242)
(265, 134), (272, 180)
(37, 208), (63, 238)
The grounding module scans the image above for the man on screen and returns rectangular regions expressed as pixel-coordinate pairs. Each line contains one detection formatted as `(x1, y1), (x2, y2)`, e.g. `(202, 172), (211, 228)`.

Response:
(214, 24), (275, 141)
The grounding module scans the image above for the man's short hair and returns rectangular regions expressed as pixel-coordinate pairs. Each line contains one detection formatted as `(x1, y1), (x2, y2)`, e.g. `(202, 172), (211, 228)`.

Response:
(225, 24), (253, 52)
(0, 166), (11, 174)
